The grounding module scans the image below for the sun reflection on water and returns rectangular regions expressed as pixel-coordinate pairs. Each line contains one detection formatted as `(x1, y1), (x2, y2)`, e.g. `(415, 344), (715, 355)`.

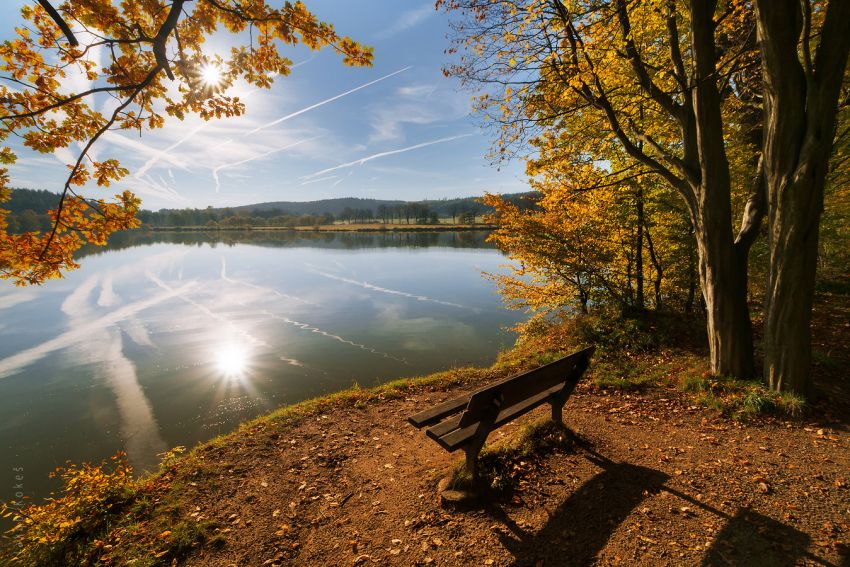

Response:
(215, 344), (249, 377)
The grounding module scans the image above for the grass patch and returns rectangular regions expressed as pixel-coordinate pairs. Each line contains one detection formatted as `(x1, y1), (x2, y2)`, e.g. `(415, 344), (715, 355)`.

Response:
(443, 418), (576, 495)
(681, 375), (807, 419)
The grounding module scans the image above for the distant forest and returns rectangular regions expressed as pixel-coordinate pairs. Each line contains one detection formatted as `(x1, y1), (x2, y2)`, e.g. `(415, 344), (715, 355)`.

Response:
(3, 189), (538, 230)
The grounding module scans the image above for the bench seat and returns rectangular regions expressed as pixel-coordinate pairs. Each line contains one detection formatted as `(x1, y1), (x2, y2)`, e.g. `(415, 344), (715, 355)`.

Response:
(407, 346), (595, 481)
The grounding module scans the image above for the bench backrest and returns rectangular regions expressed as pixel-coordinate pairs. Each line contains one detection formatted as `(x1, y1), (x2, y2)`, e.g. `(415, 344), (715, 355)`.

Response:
(458, 346), (595, 428)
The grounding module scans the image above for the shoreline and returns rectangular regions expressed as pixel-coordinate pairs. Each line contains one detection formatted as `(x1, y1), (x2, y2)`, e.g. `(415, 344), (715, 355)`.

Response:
(144, 224), (495, 233)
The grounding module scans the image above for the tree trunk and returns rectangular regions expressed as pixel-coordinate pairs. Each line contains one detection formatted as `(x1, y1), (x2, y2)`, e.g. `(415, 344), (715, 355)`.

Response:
(756, 0), (850, 394)
(635, 183), (645, 311)
(690, 0), (755, 379)
(685, 245), (696, 314)
(644, 224), (663, 310)
(694, 221), (755, 378)
(763, 173), (821, 394)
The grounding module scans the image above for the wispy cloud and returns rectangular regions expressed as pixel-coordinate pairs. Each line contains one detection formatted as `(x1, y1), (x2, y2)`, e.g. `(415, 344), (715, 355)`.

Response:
(243, 66), (412, 137)
(369, 82), (470, 142)
(301, 134), (474, 179)
(212, 136), (319, 192)
(375, 4), (435, 39)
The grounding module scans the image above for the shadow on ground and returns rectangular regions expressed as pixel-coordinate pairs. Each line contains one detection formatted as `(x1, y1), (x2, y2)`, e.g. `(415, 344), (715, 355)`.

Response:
(700, 508), (811, 567)
(489, 444), (824, 567)
(492, 450), (668, 566)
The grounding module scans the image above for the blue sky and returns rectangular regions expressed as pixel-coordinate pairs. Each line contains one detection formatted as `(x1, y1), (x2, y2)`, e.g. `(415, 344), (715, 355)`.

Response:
(3, 1), (528, 210)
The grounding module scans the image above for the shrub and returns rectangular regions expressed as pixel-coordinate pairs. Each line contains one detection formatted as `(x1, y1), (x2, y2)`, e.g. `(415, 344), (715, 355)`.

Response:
(1, 453), (136, 566)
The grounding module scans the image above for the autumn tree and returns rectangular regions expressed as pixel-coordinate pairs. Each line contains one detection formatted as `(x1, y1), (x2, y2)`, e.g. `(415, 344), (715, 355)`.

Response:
(442, 0), (763, 378)
(485, 153), (697, 319)
(0, 0), (372, 285)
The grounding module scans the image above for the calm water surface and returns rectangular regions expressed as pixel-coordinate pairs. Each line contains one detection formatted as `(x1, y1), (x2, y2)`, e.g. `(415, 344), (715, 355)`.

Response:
(0, 230), (523, 500)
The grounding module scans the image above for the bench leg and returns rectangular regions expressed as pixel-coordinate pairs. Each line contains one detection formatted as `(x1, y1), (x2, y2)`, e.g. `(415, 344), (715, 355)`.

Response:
(550, 400), (565, 428)
(464, 435), (487, 484)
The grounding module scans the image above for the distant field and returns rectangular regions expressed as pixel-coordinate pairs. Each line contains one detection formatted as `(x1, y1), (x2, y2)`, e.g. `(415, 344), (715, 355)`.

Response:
(148, 222), (495, 232)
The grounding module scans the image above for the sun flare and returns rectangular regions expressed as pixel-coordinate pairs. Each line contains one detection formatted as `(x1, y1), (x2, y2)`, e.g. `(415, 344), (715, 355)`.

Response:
(200, 63), (223, 87)
(216, 345), (247, 376)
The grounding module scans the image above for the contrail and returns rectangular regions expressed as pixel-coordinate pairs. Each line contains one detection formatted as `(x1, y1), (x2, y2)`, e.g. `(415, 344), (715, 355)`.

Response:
(220, 257), (316, 306)
(312, 270), (475, 311)
(134, 123), (207, 178)
(264, 311), (407, 363)
(212, 136), (318, 192)
(301, 134), (474, 180)
(300, 175), (339, 186)
(244, 66), (412, 136)
(133, 88), (263, 177)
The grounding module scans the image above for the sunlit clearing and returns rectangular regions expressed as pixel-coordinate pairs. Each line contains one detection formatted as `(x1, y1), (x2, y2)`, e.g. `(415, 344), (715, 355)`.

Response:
(216, 345), (247, 376)
(200, 64), (223, 87)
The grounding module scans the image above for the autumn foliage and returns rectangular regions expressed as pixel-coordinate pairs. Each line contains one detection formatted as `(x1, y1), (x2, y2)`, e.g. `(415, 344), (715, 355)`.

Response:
(0, 0), (372, 285)
(445, 0), (850, 392)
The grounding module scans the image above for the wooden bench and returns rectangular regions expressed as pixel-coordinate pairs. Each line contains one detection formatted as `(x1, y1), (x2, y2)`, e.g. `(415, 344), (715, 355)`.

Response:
(408, 346), (595, 482)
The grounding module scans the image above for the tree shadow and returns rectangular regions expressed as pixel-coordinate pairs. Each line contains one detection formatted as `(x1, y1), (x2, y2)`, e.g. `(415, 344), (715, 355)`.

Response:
(492, 448), (669, 566)
(700, 507), (811, 567)
(487, 439), (834, 567)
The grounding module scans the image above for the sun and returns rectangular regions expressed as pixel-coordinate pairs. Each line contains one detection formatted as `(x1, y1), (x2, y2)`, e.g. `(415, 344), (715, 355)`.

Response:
(216, 345), (247, 376)
(200, 63), (223, 88)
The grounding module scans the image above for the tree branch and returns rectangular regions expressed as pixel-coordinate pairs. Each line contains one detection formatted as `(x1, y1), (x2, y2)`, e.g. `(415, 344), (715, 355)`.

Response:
(615, 0), (683, 120)
(38, 65), (161, 261)
(36, 0), (78, 46)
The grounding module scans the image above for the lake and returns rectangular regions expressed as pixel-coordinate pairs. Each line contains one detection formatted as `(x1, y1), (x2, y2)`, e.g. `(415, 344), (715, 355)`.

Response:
(0, 230), (524, 501)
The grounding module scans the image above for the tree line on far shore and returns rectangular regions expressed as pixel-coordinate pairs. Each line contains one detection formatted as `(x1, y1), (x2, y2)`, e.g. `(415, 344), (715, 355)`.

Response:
(3, 188), (544, 230)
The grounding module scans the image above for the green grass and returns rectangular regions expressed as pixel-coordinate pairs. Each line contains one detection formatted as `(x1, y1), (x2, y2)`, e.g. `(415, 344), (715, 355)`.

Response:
(681, 374), (807, 419)
(443, 418), (575, 495)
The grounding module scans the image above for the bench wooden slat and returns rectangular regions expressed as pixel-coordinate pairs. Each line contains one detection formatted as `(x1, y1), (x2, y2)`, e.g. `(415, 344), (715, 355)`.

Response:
(406, 346), (595, 481)
(458, 348), (592, 429)
(428, 382), (567, 451)
(407, 363), (573, 429)
(426, 381), (567, 442)
(407, 394), (471, 428)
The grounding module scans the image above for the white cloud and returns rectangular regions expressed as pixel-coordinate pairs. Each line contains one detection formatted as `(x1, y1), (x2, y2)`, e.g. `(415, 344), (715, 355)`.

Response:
(369, 82), (470, 142)
(375, 4), (435, 39)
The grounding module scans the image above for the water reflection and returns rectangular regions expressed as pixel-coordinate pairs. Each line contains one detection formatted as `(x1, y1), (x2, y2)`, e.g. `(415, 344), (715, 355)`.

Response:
(0, 230), (523, 502)
(214, 343), (250, 377)
(79, 228), (496, 257)
(58, 270), (168, 473)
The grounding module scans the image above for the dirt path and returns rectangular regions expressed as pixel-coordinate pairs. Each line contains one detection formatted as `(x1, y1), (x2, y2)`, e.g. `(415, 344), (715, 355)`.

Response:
(175, 378), (849, 567)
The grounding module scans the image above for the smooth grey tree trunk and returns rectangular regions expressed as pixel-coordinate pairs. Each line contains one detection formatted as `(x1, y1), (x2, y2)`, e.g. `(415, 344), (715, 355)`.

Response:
(756, 0), (850, 394)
